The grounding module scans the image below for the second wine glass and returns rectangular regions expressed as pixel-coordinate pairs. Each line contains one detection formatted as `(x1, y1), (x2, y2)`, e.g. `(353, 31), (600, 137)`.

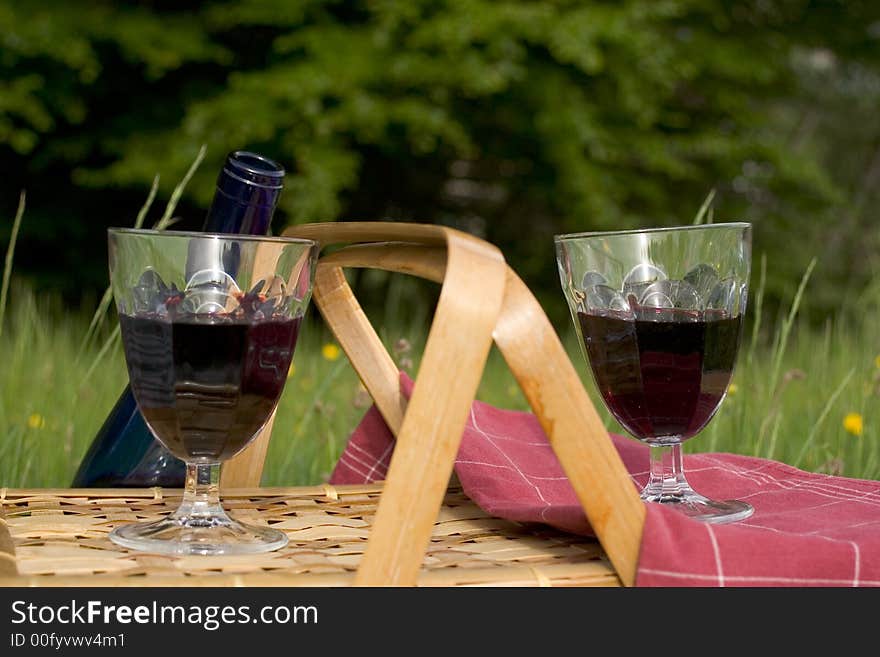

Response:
(556, 223), (753, 524)
(108, 228), (318, 554)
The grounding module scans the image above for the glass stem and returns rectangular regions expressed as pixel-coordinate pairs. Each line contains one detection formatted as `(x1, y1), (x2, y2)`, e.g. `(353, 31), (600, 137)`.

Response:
(173, 462), (226, 521)
(642, 443), (697, 503)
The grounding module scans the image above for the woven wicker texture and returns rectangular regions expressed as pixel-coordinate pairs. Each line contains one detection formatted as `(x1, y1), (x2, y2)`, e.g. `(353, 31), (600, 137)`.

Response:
(0, 485), (619, 587)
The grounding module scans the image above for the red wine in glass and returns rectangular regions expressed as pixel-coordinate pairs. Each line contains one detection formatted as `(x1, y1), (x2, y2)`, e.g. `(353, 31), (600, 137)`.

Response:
(578, 308), (741, 443)
(120, 313), (302, 463)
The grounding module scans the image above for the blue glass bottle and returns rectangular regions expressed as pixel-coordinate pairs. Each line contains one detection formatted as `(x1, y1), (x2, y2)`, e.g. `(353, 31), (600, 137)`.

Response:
(72, 151), (285, 487)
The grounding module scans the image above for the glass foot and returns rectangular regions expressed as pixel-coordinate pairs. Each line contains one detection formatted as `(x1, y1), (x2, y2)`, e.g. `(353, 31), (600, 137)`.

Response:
(109, 511), (288, 556)
(640, 442), (754, 524)
(641, 486), (753, 524)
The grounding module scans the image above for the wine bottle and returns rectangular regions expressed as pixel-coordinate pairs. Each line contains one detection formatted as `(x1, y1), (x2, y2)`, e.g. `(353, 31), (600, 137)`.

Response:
(72, 151), (285, 487)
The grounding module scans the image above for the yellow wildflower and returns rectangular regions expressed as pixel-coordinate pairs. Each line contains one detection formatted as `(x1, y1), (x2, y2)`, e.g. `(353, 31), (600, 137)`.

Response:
(322, 343), (341, 361)
(27, 413), (45, 430)
(843, 412), (863, 437)
(727, 383), (738, 396)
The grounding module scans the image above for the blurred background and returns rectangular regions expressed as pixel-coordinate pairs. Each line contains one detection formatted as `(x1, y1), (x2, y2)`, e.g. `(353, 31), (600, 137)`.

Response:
(1, 0), (878, 486)
(4, 0), (880, 318)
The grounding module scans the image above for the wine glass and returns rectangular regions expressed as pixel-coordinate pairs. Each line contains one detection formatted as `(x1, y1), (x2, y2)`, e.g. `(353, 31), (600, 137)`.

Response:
(555, 223), (753, 523)
(107, 228), (318, 554)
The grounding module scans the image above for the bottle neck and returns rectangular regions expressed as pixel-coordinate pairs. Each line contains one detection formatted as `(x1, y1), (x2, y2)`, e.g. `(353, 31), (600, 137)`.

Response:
(186, 151), (284, 281)
(203, 151), (285, 236)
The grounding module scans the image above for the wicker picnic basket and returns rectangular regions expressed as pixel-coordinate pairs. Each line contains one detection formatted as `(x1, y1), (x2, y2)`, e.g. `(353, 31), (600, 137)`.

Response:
(0, 222), (645, 587)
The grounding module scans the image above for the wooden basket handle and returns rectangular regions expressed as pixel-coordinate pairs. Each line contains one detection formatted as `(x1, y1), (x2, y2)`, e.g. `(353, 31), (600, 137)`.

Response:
(226, 222), (645, 586)
(313, 242), (645, 587)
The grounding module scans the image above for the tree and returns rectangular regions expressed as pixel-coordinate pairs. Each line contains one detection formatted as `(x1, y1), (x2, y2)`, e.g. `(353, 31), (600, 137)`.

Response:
(2, 0), (878, 322)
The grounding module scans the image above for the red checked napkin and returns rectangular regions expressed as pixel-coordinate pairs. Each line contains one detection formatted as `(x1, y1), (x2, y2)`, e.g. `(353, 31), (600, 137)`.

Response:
(330, 373), (880, 587)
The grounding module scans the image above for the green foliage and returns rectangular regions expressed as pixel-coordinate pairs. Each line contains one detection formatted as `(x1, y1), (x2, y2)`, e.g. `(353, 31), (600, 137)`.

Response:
(2, 1), (880, 320)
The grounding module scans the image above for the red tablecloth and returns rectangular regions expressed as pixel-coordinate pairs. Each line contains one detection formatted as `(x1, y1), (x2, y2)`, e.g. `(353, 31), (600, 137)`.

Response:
(330, 374), (880, 586)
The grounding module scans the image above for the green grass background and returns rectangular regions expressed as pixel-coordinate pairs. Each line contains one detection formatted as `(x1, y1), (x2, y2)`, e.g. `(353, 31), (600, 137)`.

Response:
(1, 267), (877, 489)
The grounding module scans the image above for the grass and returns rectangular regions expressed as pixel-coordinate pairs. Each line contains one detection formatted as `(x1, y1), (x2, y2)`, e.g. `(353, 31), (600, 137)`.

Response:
(0, 270), (877, 488)
(1, 173), (877, 487)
